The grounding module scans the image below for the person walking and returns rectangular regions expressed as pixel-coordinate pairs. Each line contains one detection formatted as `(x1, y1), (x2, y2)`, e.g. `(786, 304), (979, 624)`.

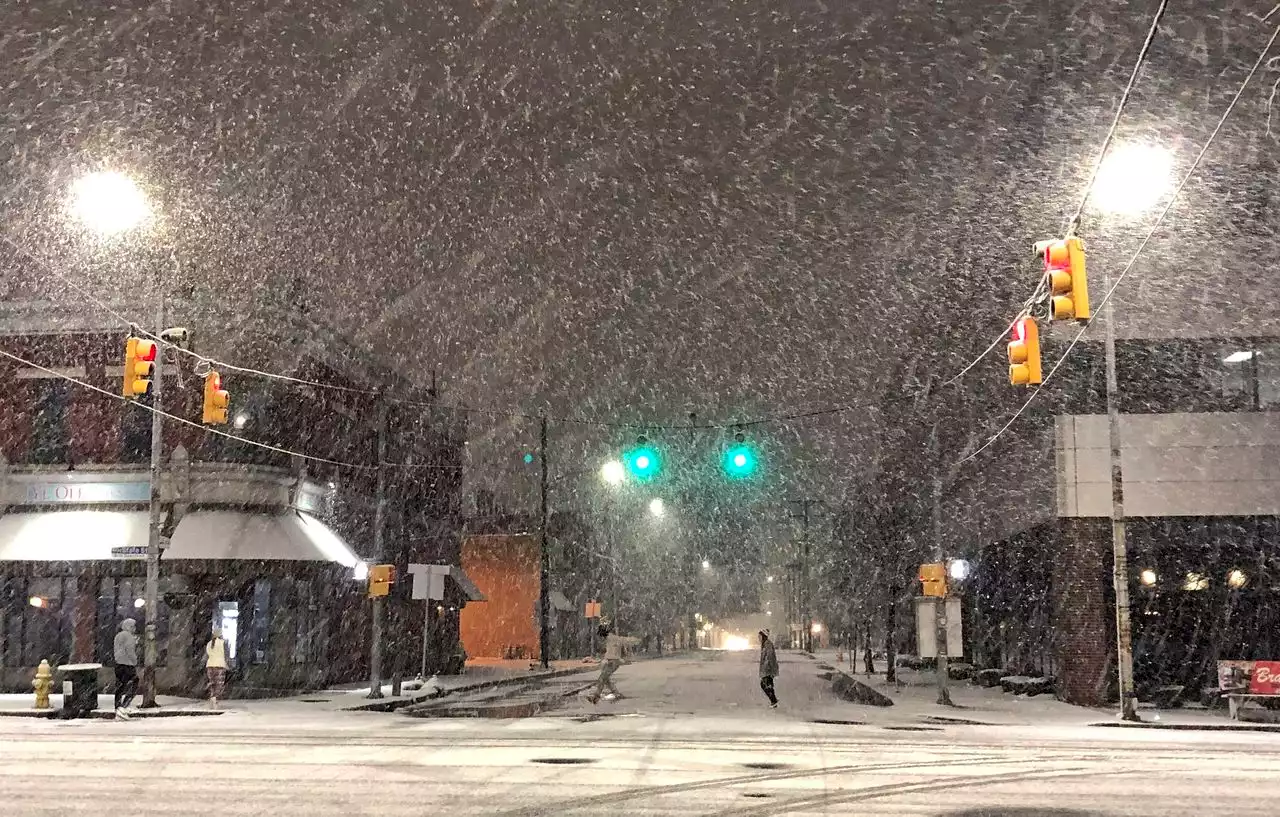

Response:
(113, 618), (139, 720)
(585, 620), (639, 704)
(759, 629), (779, 708)
(205, 628), (229, 709)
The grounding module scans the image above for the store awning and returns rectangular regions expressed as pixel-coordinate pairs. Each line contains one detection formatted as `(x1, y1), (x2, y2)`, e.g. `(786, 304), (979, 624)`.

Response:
(0, 510), (150, 561)
(165, 510), (360, 566)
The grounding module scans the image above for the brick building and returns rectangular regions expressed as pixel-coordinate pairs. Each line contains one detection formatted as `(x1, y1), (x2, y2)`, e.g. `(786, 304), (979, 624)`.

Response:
(0, 328), (472, 695)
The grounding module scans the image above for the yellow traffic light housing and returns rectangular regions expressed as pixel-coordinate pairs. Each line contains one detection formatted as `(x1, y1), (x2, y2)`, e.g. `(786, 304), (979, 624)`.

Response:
(122, 337), (157, 399)
(919, 562), (947, 598)
(368, 564), (395, 598)
(202, 371), (230, 425)
(1008, 317), (1042, 386)
(1041, 236), (1090, 321)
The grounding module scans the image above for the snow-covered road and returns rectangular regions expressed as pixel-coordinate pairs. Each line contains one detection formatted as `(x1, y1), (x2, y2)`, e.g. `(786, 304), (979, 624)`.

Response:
(3, 651), (1276, 815)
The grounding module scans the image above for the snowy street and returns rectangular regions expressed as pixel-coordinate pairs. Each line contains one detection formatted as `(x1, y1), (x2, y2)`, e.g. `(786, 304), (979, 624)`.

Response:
(3, 650), (1277, 815)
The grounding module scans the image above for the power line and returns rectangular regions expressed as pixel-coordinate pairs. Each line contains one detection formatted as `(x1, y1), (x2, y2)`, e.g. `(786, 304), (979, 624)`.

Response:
(1067, 0), (1172, 234)
(0, 347), (464, 472)
(959, 18), (1280, 466)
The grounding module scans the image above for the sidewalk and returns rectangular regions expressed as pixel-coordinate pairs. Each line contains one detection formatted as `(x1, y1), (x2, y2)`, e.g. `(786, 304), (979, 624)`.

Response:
(809, 649), (1280, 732)
(0, 693), (219, 718)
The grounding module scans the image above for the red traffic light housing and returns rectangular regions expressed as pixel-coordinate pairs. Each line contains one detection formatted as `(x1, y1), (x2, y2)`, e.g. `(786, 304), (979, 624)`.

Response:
(1041, 236), (1090, 322)
(1008, 317), (1042, 386)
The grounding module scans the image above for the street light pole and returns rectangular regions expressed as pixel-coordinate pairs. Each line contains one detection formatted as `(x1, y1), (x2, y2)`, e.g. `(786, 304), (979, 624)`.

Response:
(141, 299), (164, 708)
(1102, 261), (1140, 722)
(538, 415), (550, 669)
(367, 396), (389, 698)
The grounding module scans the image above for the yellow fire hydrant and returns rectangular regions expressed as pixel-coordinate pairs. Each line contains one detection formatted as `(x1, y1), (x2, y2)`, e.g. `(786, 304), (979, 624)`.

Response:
(32, 660), (53, 710)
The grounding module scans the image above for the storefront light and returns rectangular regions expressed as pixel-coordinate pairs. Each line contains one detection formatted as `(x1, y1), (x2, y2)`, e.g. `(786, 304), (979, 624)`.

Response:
(1183, 572), (1209, 591)
(28, 596), (46, 608)
(811, 622), (823, 635)
(1227, 569), (1248, 589)
(134, 598), (146, 608)
(1139, 569), (1157, 587)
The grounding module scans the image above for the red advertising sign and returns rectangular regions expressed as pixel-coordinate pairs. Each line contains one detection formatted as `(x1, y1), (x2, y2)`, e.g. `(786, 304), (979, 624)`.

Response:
(1249, 661), (1280, 695)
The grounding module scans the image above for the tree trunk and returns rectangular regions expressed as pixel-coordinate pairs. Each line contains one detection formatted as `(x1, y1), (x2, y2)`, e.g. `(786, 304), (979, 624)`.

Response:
(863, 621), (875, 675)
(885, 585), (898, 683)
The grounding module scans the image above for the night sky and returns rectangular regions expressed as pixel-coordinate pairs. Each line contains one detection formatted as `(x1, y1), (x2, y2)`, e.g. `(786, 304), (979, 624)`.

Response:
(1, 1), (1275, 537)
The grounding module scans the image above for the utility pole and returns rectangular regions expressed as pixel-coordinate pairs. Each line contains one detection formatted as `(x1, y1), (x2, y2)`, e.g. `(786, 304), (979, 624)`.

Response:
(538, 415), (550, 669)
(930, 467), (953, 707)
(687, 412), (698, 651)
(1102, 263), (1140, 722)
(790, 500), (818, 652)
(367, 396), (389, 698)
(140, 301), (165, 708)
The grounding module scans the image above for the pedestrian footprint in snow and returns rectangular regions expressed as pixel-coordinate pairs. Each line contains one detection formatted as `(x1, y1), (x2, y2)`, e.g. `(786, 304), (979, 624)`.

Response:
(759, 629), (779, 708)
(585, 620), (639, 704)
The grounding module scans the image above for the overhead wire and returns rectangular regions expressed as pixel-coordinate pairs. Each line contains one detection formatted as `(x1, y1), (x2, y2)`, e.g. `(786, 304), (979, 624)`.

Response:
(0, 347), (465, 472)
(1065, 0), (1172, 235)
(958, 18), (1280, 466)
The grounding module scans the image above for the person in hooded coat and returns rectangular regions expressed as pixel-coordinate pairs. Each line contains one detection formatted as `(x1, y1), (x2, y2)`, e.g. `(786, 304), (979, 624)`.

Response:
(759, 629), (779, 708)
(113, 618), (139, 718)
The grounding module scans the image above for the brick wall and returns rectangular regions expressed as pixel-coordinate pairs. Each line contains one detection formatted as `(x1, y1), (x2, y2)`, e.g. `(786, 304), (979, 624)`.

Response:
(1053, 517), (1113, 705)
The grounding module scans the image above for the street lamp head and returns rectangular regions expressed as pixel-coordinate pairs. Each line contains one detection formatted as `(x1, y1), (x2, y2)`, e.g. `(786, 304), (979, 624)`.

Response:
(601, 460), (625, 485)
(69, 171), (151, 236)
(648, 497), (665, 517)
(1091, 142), (1174, 217)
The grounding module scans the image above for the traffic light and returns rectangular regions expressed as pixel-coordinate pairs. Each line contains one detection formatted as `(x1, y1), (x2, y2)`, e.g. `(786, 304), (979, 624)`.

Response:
(122, 336), (157, 399)
(919, 562), (947, 598)
(1007, 316), (1042, 386)
(624, 435), (662, 482)
(722, 432), (759, 480)
(368, 564), (395, 598)
(202, 371), (230, 425)
(1039, 236), (1090, 321)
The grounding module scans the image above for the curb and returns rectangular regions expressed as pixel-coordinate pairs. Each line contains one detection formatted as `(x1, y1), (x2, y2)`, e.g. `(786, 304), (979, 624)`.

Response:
(348, 665), (598, 713)
(1091, 721), (1280, 733)
(0, 709), (225, 720)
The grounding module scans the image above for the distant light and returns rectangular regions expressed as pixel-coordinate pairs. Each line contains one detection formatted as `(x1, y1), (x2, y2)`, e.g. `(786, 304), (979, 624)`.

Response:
(625, 439), (662, 481)
(702, 622), (713, 632)
(133, 598), (146, 609)
(233, 412), (250, 430)
(69, 171), (151, 236)
(1224, 351), (1255, 364)
(765, 610), (772, 616)
(523, 452), (535, 464)
(701, 559), (711, 571)
(1227, 569), (1248, 589)
(600, 460), (625, 485)
(948, 559), (971, 581)
(1183, 572), (1209, 591)
(1140, 569), (1157, 587)
(766, 575), (774, 583)
(724, 635), (751, 651)
(353, 562), (369, 581)
(649, 498), (665, 517)
(695, 612), (703, 622)
(721, 442), (759, 479)
(28, 596), (46, 609)
(1091, 142), (1174, 216)
(635, 455), (650, 470)
(810, 622), (823, 634)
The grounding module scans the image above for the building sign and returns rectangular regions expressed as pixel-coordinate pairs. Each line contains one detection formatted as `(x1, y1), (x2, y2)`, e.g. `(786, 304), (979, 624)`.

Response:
(1250, 661), (1280, 695)
(25, 481), (150, 504)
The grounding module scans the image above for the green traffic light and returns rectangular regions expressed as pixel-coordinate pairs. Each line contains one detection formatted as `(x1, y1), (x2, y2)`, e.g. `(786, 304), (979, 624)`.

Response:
(722, 442), (758, 479)
(523, 452), (535, 464)
(624, 444), (661, 481)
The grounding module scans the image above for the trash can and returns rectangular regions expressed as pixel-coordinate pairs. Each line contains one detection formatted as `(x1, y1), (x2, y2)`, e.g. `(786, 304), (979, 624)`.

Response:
(56, 663), (103, 719)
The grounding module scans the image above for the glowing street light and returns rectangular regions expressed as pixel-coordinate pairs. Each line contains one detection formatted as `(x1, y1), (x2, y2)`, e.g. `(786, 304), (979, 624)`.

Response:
(1139, 569), (1158, 587)
(1091, 143), (1174, 217)
(69, 171), (151, 236)
(601, 460), (625, 485)
(648, 497), (665, 517)
(701, 559), (711, 571)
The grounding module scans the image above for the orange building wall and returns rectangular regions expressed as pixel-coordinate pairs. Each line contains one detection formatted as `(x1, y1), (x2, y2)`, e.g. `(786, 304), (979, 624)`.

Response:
(459, 534), (541, 659)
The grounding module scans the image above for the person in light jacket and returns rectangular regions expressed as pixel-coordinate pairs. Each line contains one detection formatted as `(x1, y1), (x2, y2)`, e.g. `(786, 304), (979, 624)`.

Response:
(759, 629), (779, 708)
(113, 618), (139, 719)
(585, 621), (640, 704)
(205, 628), (229, 708)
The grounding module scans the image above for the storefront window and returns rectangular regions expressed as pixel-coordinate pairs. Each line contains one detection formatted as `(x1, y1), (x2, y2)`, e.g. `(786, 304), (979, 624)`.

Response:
(250, 579), (271, 664)
(1, 577), (24, 667)
(23, 577), (75, 666)
(96, 577), (169, 666)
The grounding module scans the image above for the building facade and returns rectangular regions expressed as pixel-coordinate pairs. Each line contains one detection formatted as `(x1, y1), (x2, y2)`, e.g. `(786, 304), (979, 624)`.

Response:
(0, 329), (470, 695)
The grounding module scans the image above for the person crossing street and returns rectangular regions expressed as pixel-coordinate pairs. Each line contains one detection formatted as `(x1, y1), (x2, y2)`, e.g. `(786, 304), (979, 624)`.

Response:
(585, 620), (639, 704)
(759, 629), (779, 708)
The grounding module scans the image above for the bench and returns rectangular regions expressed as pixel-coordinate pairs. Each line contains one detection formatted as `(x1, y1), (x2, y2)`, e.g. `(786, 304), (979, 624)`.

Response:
(1226, 691), (1280, 721)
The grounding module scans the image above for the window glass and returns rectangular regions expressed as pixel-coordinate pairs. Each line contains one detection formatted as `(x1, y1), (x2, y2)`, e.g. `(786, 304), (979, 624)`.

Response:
(30, 380), (70, 465)
(251, 579), (271, 664)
